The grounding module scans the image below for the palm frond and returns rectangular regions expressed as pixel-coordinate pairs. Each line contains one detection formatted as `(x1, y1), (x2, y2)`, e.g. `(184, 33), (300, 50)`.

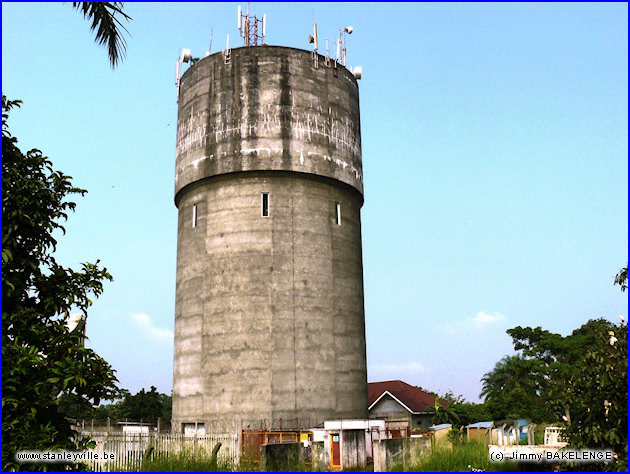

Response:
(72, 2), (132, 68)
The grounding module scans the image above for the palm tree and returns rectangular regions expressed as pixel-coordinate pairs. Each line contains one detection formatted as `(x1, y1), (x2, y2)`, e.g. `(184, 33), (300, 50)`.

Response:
(480, 355), (549, 420)
(72, 2), (132, 68)
(480, 355), (541, 401)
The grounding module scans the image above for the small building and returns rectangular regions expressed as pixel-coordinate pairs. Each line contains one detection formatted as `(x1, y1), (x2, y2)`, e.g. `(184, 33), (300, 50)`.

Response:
(466, 421), (495, 443)
(311, 420), (373, 471)
(428, 423), (452, 447)
(368, 380), (450, 430)
(118, 422), (151, 434)
(467, 419), (533, 445)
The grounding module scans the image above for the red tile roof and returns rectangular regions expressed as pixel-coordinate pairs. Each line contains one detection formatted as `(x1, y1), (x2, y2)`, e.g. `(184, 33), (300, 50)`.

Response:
(368, 380), (451, 413)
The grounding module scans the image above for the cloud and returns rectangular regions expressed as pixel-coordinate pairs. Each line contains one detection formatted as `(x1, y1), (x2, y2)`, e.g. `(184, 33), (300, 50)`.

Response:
(472, 311), (506, 326)
(441, 311), (507, 333)
(131, 313), (173, 344)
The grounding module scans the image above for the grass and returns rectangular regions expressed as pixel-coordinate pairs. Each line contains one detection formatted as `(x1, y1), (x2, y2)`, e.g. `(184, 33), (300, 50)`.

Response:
(134, 444), (515, 472)
(404, 441), (518, 472)
(136, 449), (313, 472)
(136, 447), (238, 472)
(131, 440), (560, 472)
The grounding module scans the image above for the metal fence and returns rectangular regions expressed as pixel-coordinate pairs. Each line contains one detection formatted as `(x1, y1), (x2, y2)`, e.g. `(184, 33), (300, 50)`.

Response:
(79, 431), (239, 472)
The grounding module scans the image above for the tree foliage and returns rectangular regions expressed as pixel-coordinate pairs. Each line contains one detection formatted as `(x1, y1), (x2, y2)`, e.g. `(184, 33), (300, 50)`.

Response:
(433, 401), (492, 429)
(614, 264), (627, 293)
(71, 2), (132, 69)
(112, 386), (172, 422)
(479, 265), (628, 470)
(64, 386), (172, 423)
(439, 390), (467, 406)
(480, 316), (620, 424)
(553, 266), (628, 471)
(557, 322), (627, 471)
(480, 354), (549, 422)
(2, 97), (119, 471)
(422, 390), (491, 430)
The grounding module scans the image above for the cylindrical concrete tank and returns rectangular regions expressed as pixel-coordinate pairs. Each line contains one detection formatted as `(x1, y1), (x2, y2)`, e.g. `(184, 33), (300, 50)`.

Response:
(173, 45), (367, 433)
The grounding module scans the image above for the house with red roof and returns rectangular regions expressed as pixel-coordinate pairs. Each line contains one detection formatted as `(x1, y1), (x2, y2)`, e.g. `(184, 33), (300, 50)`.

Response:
(368, 380), (450, 430)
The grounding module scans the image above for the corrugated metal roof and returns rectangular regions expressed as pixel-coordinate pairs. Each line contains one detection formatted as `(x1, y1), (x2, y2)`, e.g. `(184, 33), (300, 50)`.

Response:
(429, 423), (452, 431)
(468, 421), (494, 429)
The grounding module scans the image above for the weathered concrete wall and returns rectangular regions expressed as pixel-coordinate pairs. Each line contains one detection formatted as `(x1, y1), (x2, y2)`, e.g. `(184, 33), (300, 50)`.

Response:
(317, 429), (366, 471)
(373, 437), (431, 472)
(341, 429), (367, 470)
(260, 442), (304, 471)
(412, 413), (435, 429)
(175, 46), (363, 200)
(311, 441), (327, 471)
(172, 45), (367, 432)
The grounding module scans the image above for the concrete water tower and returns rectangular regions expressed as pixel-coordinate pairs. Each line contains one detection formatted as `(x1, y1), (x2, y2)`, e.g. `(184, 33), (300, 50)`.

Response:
(172, 12), (367, 434)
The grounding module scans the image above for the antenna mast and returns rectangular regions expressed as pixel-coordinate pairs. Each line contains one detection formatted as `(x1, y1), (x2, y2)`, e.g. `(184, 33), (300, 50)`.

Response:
(238, 3), (267, 46)
(336, 25), (353, 66)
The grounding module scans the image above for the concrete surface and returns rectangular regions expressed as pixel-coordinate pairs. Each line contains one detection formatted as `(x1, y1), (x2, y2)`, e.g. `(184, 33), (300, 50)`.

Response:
(172, 45), (367, 432)
(260, 442), (304, 471)
(373, 437), (432, 472)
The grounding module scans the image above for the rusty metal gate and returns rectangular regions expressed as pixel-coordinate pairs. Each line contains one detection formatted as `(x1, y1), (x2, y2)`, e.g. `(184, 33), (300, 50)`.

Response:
(240, 430), (302, 464)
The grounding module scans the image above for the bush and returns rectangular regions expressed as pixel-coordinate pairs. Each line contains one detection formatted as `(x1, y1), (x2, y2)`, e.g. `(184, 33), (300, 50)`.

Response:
(447, 428), (464, 446)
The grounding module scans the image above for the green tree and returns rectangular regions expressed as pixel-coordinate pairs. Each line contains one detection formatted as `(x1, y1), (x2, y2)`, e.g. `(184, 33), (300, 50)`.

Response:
(503, 318), (618, 421)
(117, 386), (167, 423)
(508, 318), (617, 367)
(557, 322), (627, 471)
(480, 266), (628, 470)
(448, 402), (493, 428)
(614, 264), (627, 292)
(71, 2), (132, 68)
(440, 390), (467, 405)
(158, 392), (173, 422)
(2, 97), (119, 471)
(480, 355), (548, 421)
(64, 387), (173, 424)
(553, 266), (628, 471)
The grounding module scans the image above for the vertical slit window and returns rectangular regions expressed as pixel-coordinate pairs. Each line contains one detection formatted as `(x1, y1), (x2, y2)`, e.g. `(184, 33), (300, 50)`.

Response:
(261, 193), (269, 217)
(335, 201), (341, 226)
(192, 203), (198, 228)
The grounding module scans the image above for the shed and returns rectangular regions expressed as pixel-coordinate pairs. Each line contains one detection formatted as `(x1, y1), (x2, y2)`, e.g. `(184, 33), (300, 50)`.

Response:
(428, 423), (452, 446)
(311, 420), (371, 471)
(466, 421), (495, 443)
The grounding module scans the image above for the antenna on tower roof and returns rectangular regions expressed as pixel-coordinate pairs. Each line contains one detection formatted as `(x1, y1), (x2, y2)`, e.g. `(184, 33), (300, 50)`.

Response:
(337, 25), (353, 66)
(175, 48), (192, 102)
(308, 22), (318, 51)
(238, 3), (267, 46)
